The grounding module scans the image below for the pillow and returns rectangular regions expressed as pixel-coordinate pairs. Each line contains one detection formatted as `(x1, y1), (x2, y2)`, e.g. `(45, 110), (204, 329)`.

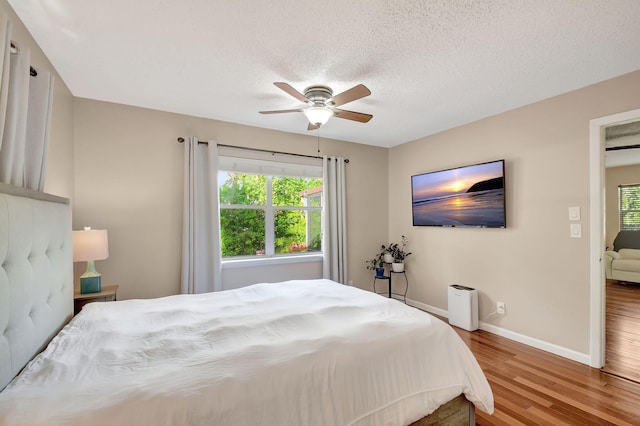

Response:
(618, 248), (640, 260)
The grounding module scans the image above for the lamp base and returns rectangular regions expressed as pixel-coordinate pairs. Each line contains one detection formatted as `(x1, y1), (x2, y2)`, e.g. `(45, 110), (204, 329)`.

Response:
(80, 275), (102, 294)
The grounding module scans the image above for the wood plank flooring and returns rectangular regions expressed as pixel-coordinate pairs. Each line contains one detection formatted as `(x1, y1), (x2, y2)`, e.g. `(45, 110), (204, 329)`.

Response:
(604, 279), (640, 383)
(452, 326), (640, 425)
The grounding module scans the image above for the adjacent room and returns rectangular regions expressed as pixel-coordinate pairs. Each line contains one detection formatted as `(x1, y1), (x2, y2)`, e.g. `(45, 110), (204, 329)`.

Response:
(1, 1), (640, 424)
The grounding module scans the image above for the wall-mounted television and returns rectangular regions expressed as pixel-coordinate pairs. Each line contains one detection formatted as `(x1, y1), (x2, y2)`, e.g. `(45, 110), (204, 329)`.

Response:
(411, 159), (506, 228)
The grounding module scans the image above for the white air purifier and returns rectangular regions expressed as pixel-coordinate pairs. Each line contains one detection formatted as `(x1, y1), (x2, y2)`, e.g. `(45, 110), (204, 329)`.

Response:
(448, 285), (478, 331)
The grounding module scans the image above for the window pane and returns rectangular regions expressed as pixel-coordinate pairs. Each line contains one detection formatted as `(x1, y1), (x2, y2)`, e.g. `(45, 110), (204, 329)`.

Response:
(307, 193), (322, 208)
(219, 173), (266, 205)
(274, 209), (306, 254)
(622, 212), (640, 230)
(307, 209), (322, 252)
(220, 209), (265, 256)
(273, 177), (323, 207)
(273, 209), (323, 254)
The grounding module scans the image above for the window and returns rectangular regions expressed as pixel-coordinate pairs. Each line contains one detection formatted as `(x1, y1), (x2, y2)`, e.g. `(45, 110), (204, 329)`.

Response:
(218, 156), (323, 258)
(619, 184), (640, 231)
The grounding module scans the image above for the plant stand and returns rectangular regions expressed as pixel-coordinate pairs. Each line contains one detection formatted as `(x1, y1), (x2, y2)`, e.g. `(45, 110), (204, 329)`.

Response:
(373, 263), (408, 303)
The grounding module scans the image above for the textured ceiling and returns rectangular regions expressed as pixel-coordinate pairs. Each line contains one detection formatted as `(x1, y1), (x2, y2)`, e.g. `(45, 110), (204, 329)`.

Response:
(8, 0), (640, 148)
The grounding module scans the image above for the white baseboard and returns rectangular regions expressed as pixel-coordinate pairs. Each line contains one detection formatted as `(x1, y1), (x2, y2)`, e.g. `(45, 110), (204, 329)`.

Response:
(478, 322), (591, 365)
(406, 298), (448, 318)
(406, 297), (591, 366)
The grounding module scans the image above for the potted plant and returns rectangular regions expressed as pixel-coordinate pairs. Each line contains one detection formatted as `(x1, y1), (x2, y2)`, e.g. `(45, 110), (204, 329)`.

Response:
(383, 250), (394, 264)
(387, 235), (412, 272)
(366, 249), (386, 278)
(379, 244), (394, 263)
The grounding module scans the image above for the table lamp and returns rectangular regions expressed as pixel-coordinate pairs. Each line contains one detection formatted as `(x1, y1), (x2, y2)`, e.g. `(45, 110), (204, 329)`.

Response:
(72, 226), (109, 294)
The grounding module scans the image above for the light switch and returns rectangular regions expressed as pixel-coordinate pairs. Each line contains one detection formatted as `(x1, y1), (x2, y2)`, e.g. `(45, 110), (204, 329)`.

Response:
(569, 206), (581, 221)
(570, 223), (582, 238)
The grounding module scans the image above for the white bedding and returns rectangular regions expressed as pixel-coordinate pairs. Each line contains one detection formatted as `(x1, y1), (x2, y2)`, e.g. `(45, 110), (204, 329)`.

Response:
(0, 279), (493, 425)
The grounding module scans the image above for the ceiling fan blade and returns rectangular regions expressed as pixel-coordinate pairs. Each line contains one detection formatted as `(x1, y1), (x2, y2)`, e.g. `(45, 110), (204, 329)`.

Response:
(259, 109), (302, 114)
(273, 82), (309, 103)
(330, 84), (371, 107)
(307, 122), (319, 131)
(333, 108), (373, 123)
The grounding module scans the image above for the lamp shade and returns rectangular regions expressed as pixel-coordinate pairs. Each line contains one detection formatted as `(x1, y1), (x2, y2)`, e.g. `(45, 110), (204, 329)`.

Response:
(303, 106), (334, 126)
(72, 227), (109, 262)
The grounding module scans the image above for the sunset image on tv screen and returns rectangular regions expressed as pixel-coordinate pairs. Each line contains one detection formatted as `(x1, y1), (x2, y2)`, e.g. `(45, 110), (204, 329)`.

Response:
(411, 160), (505, 228)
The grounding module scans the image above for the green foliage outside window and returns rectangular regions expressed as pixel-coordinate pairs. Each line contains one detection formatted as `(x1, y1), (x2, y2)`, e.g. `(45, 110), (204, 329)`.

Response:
(273, 177), (307, 206)
(219, 209), (266, 256)
(219, 174), (266, 205)
(219, 173), (322, 257)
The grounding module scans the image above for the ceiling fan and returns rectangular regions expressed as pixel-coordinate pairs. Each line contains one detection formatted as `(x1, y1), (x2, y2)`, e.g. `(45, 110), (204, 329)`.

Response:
(259, 82), (373, 130)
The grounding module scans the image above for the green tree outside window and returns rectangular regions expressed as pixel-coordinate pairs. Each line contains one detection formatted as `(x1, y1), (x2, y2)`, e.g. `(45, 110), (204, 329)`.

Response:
(219, 172), (322, 257)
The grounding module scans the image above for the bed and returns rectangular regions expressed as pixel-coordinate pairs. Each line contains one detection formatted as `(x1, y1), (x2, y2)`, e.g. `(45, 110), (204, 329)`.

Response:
(0, 184), (493, 425)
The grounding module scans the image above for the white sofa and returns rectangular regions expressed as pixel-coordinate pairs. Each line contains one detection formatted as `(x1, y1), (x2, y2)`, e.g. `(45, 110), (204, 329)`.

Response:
(605, 231), (640, 283)
(605, 248), (640, 283)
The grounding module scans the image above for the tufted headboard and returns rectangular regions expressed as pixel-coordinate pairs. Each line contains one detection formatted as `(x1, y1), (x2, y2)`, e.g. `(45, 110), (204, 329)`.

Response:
(0, 183), (73, 390)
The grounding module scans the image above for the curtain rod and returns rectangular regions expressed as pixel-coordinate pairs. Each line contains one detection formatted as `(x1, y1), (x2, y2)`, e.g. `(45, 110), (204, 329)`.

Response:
(10, 41), (38, 77)
(176, 137), (349, 163)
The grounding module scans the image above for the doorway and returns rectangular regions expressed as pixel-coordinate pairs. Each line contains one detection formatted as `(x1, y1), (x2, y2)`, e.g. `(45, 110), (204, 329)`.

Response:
(601, 120), (640, 381)
(589, 108), (640, 372)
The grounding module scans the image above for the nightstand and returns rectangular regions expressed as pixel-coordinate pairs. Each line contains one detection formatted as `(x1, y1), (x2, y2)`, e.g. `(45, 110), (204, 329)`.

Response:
(74, 284), (119, 315)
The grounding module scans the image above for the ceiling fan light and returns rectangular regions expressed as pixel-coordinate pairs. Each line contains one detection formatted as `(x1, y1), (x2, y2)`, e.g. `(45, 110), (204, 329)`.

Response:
(303, 106), (333, 126)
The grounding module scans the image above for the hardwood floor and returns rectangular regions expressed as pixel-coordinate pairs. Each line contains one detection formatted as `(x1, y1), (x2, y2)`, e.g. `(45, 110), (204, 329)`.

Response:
(604, 279), (640, 383)
(452, 326), (640, 425)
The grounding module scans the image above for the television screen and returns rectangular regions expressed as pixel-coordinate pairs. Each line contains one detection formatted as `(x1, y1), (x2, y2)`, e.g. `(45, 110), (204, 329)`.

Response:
(411, 159), (505, 228)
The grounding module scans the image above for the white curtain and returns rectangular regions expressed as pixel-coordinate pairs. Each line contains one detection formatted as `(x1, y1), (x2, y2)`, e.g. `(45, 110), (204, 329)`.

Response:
(322, 156), (348, 284)
(181, 137), (222, 294)
(0, 14), (11, 150)
(0, 43), (29, 186)
(0, 25), (55, 191)
(24, 70), (54, 191)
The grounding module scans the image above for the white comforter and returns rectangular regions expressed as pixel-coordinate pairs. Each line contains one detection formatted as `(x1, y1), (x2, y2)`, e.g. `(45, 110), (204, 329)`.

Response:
(0, 279), (493, 425)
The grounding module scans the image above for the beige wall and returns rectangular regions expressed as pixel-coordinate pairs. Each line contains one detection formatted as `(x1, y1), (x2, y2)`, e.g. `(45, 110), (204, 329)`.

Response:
(0, 0), (75, 198)
(389, 70), (640, 355)
(605, 165), (640, 249)
(222, 260), (323, 291)
(73, 98), (388, 299)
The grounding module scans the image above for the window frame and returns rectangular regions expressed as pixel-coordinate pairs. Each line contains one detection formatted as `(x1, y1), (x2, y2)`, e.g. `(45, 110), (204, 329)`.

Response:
(219, 170), (323, 260)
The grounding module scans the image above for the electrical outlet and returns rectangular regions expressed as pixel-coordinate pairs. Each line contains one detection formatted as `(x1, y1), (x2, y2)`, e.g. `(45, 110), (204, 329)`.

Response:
(497, 301), (506, 315)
